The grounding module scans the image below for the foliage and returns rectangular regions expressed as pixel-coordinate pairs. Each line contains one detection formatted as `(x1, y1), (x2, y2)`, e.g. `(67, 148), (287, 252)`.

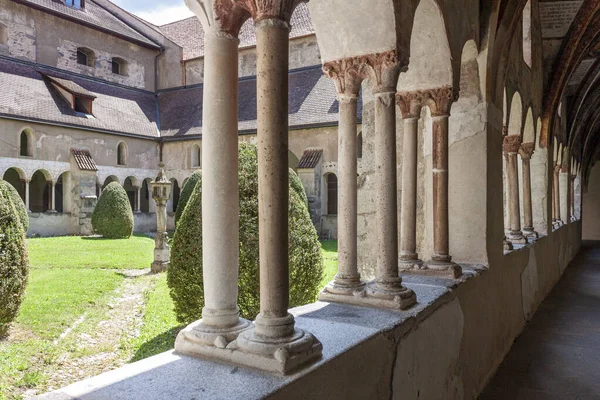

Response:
(0, 180), (28, 232)
(289, 168), (309, 210)
(0, 182), (29, 337)
(27, 235), (154, 270)
(175, 170), (201, 226)
(91, 182), (134, 239)
(168, 142), (323, 323)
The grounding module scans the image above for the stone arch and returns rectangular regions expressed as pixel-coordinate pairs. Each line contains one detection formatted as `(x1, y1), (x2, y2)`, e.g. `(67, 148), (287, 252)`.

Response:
(19, 128), (35, 157)
(3, 167), (26, 202)
(102, 175), (119, 189)
(523, 108), (535, 144)
(507, 91), (523, 137)
(168, 178), (180, 213)
(397, 0), (452, 92)
(55, 172), (70, 213)
(123, 176), (138, 211)
(117, 141), (128, 166)
(30, 169), (52, 213)
(141, 178), (153, 213)
(190, 143), (201, 168)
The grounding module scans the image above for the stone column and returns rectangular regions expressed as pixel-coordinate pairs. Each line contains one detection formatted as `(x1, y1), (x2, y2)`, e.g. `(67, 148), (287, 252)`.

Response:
(233, 4), (322, 374)
(397, 91), (424, 272)
(519, 142), (537, 239)
(175, 9), (251, 355)
(570, 173), (576, 222)
(560, 164), (569, 225)
(319, 57), (366, 302)
(553, 164), (562, 227)
(150, 166), (170, 274)
(363, 51), (416, 307)
(135, 186), (141, 213)
(24, 179), (30, 212)
(504, 135), (527, 244)
(49, 180), (57, 213)
(424, 88), (461, 277)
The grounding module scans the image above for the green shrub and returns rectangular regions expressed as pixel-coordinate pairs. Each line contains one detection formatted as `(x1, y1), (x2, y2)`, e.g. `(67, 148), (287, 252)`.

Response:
(0, 181), (29, 337)
(91, 182), (134, 239)
(169, 142), (323, 323)
(175, 170), (201, 226)
(289, 168), (309, 210)
(0, 180), (28, 232)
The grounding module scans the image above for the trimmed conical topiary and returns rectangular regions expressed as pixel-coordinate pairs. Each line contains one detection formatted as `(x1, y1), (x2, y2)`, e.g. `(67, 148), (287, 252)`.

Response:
(0, 180), (28, 232)
(175, 169), (201, 226)
(0, 181), (29, 337)
(168, 142), (323, 324)
(92, 182), (134, 239)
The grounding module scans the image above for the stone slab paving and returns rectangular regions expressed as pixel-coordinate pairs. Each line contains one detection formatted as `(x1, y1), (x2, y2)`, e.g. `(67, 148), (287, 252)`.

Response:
(481, 241), (600, 399)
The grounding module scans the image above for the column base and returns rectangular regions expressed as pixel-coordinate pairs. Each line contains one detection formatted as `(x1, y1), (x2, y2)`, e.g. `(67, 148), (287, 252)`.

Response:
(570, 216), (576, 222)
(418, 257), (462, 279)
(523, 228), (538, 239)
(507, 231), (528, 244)
(227, 313), (322, 375)
(151, 261), (169, 273)
(503, 238), (514, 251)
(176, 317), (252, 349)
(398, 257), (424, 273)
(364, 278), (416, 310)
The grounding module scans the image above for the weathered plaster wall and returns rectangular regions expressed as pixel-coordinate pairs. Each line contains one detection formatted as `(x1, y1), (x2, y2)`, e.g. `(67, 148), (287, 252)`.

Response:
(0, 0), (36, 61)
(583, 163), (600, 240)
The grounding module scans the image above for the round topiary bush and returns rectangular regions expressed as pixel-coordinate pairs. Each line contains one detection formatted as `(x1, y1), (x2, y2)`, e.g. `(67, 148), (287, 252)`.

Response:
(92, 182), (134, 239)
(175, 169), (201, 226)
(0, 180), (28, 232)
(0, 181), (29, 337)
(168, 142), (323, 324)
(289, 168), (309, 210)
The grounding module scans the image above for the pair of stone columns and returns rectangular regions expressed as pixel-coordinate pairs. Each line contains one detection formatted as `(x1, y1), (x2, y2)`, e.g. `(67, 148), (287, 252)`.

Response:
(396, 88), (461, 278)
(503, 135), (529, 245)
(176, 0), (321, 375)
(318, 52), (416, 309)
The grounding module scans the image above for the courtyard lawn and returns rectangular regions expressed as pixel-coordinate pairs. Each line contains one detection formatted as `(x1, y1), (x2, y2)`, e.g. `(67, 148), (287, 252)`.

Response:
(320, 240), (338, 288)
(27, 234), (155, 270)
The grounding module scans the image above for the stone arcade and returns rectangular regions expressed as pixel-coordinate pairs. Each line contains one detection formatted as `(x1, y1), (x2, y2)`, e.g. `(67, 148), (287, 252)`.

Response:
(1, 0), (599, 398)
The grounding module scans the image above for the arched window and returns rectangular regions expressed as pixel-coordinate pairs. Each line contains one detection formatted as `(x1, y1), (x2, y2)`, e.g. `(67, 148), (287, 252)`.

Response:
(111, 57), (128, 76)
(357, 132), (363, 159)
(191, 144), (201, 168)
(327, 174), (338, 215)
(0, 22), (8, 47)
(117, 142), (127, 165)
(76, 47), (95, 67)
(20, 130), (33, 157)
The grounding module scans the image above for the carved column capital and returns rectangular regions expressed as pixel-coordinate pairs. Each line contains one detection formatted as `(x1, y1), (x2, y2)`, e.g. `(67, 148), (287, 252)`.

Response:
(323, 56), (366, 99)
(502, 125), (508, 136)
(362, 50), (405, 93)
(186, 0), (250, 37)
(518, 142), (535, 160)
(236, 0), (305, 23)
(396, 91), (425, 119)
(503, 135), (522, 155)
(424, 87), (453, 117)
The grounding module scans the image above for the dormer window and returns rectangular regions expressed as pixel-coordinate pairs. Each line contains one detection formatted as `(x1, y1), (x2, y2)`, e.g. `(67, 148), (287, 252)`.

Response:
(65, 0), (84, 9)
(76, 47), (94, 67)
(111, 58), (128, 75)
(43, 74), (96, 117)
(74, 96), (92, 114)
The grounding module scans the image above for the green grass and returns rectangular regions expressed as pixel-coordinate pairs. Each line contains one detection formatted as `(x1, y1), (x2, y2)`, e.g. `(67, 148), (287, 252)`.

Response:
(320, 240), (338, 288)
(127, 275), (182, 362)
(27, 235), (154, 270)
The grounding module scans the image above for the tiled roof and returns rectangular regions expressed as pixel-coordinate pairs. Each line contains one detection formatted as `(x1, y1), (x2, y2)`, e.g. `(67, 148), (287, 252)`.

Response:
(43, 74), (97, 98)
(0, 57), (159, 137)
(15, 0), (158, 48)
(71, 148), (98, 171)
(158, 65), (363, 137)
(159, 3), (314, 60)
(297, 148), (322, 168)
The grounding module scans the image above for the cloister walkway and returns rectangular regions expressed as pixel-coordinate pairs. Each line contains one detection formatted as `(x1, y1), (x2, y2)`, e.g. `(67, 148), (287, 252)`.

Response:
(481, 241), (600, 399)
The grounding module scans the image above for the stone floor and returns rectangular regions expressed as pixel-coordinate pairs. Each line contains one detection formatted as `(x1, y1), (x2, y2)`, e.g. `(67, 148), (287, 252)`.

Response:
(481, 241), (600, 399)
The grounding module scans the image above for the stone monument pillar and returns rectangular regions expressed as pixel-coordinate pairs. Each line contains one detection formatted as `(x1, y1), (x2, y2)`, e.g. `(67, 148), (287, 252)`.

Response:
(150, 164), (171, 273)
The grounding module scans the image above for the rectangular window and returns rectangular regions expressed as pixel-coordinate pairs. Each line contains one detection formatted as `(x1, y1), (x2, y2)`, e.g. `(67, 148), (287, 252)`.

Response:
(74, 96), (91, 114)
(76, 50), (87, 66)
(111, 61), (120, 75)
(64, 0), (83, 9)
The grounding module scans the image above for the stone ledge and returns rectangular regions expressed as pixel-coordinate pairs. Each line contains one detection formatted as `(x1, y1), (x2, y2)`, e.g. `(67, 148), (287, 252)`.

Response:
(35, 273), (474, 400)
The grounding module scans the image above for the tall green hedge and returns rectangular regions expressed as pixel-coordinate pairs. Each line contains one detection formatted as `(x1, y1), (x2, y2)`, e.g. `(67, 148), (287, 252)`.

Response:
(289, 168), (309, 210)
(0, 181), (29, 337)
(175, 170), (201, 226)
(168, 142), (323, 323)
(0, 180), (28, 232)
(92, 182), (134, 239)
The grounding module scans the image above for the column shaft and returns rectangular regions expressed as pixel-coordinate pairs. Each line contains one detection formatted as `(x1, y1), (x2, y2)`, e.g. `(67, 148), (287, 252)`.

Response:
(507, 153), (521, 233)
(553, 168), (561, 223)
(136, 187), (141, 212)
(400, 117), (419, 262)
(256, 19), (291, 333)
(432, 115), (450, 259)
(25, 180), (30, 211)
(336, 96), (361, 285)
(522, 159), (532, 229)
(201, 32), (241, 328)
(51, 182), (57, 212)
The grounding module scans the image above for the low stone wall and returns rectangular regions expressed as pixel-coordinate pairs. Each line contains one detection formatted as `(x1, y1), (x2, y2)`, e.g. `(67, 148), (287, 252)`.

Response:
(133, 212), (157, 233)
(28, 212), (78, 237)
(36, 222), (581, 400)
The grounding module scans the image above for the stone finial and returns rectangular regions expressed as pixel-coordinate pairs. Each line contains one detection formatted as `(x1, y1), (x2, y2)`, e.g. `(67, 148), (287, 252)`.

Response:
(503, 135), (522, 154)
(322, 56), (366, 98)
(519, 142), (535, 160)
(236, 0), (306, 23)
(424, 86), (454, 117)
(396, 91), (425, 119)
